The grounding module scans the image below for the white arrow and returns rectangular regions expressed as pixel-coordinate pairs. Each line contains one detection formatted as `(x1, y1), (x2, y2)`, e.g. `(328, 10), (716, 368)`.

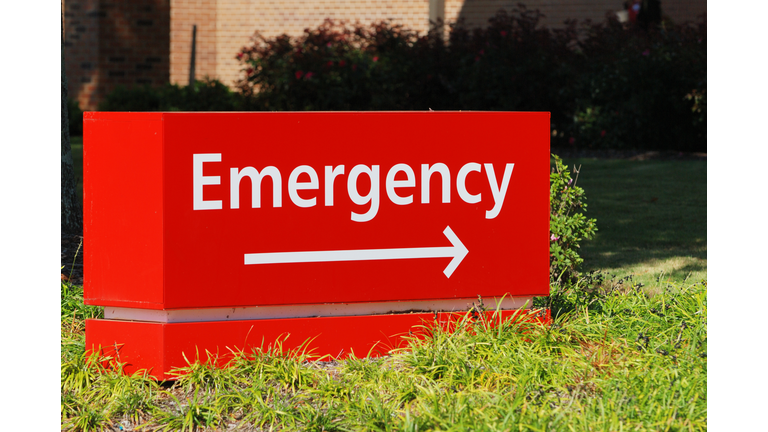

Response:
(244, 226), (469, 278)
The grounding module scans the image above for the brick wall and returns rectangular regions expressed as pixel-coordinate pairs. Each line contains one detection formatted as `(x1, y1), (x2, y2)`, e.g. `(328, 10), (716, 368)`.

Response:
(64, 0), (170, 110)
(170, 0), (217, 86)
(169, 0), (431, 87)
(63, 0), (101, 110)
(215, 0), (257, 87)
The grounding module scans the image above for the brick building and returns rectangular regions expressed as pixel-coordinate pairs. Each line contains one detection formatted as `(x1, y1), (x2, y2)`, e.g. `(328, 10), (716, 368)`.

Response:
(63, 0), (706, 110)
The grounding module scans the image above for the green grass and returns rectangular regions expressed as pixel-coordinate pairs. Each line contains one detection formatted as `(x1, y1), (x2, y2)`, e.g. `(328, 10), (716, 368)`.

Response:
(62, 278), (707, 431)
(560, 158), (706, 289)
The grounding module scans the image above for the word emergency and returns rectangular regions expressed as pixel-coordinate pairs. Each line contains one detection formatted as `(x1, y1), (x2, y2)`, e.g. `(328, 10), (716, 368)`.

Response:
(193, 153), (515, 222)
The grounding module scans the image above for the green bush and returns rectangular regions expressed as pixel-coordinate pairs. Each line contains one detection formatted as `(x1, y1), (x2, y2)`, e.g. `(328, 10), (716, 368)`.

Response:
(98, 8), (706, 152)
(98, 78), (248, 112)
(234, 8), (705, 151)
(565, 17), (707, 151)
(235, 6), (578, 116)
(549, 155), (597, 287)
(235, 19), (430, 110)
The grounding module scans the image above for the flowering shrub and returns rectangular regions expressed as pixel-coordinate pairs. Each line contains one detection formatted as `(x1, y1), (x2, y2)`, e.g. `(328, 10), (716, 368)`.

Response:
(235, 19), (444, 110)
(566, 16), (707, 151)
(235, 6), (706, 151)
(235, 6), (577, 115)
(98, 6), (706, 152)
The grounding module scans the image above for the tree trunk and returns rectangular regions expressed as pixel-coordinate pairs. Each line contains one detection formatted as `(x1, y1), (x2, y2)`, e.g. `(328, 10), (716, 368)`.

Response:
(62, 36), (82, 233)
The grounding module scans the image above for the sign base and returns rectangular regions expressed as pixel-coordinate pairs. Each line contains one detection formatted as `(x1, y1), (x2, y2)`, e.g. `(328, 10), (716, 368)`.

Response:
(85, 309), (550, 380)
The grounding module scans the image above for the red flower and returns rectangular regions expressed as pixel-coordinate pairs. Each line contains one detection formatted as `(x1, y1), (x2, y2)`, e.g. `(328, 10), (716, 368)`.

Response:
(327, 61), (334, 67)
(305, 71), (314, 79)
(295, 70), (304, 79)
(500, 30), (507, 36)
(236, 53), (243, 60)
(246, 68), (254, 75)
(339, 60), (346, 67)
(569, 137), (575, 145)
(372, 56), (379, 62)
(601, 130), (607, 137)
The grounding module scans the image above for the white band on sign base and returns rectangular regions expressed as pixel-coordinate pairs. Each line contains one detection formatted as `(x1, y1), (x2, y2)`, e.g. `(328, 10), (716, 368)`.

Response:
(103, 297), (534, 324)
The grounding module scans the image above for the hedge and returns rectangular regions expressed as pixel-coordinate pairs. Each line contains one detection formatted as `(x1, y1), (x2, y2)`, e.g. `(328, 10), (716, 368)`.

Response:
(97, 5), (706, 151)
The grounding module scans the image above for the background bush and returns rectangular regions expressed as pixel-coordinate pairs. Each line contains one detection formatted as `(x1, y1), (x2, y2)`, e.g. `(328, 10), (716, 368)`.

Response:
(567, 17), (707, 151)
(96, 6), (705, 152)
(235, 7), (579, 117)
(234, 6), (705, 151)
(97, 78), (249, 112)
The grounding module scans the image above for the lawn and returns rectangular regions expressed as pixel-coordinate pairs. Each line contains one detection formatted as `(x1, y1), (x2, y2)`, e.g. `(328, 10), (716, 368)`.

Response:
(62, 148), (706, 431)
(62, 280), (707, 431)
(559, 158), (707, 289)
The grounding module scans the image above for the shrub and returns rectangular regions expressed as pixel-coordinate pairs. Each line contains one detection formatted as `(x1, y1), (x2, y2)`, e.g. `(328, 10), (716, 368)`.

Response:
(98, 78), (248, 112)
(565, 16), (707, 151)
(235, 19), (431, 110)
(235, 6), (578, 115)
(235, 7), (706, 151)
(549, 155), (597, 288)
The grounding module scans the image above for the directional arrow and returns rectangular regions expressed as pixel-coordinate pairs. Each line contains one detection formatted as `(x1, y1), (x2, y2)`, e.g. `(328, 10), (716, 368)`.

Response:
(244, 226), (469, 278)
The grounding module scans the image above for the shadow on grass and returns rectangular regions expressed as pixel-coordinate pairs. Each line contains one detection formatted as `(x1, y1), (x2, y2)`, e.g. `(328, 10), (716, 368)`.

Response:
(560, 158), (707, 283)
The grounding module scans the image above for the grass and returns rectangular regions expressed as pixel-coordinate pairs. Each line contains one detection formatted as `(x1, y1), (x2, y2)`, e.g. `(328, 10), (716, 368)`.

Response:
(560, 158), (706, 288)
(61, 277), (707, 431)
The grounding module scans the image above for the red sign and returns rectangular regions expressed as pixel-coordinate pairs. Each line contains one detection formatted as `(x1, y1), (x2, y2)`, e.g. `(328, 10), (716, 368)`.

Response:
(84, 112), (549, 310)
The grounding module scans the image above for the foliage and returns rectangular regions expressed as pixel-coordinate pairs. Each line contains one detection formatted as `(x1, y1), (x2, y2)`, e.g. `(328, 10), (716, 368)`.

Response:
(549, 155), (598, 291)
(96, 7), (706, 151)
(97, 78), (249, 112)
(61, 276), (707, 431)
(233, 6), (706, 151)
(235, 6), (578, 116)
(566, 17), (707, 151)
(61, 242), (102, 364)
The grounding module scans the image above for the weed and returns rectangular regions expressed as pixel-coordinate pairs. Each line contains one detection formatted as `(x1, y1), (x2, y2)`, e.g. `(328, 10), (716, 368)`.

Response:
(63, 395), (109, 432)
(151, 390), (221, 431)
